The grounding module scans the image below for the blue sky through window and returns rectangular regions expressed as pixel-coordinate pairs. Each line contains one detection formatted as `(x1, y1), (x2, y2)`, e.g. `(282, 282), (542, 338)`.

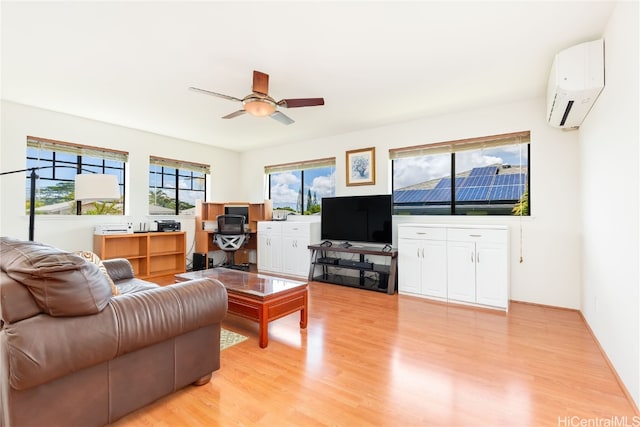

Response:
(270, 166), (335, 211)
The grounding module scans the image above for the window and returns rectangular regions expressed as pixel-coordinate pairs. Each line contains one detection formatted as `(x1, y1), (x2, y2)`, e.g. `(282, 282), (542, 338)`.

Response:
(391, 131), (530, 216)
(26, 136), (127, 215)
(149, 156), (209, 215)
(266, 157), (336, 215)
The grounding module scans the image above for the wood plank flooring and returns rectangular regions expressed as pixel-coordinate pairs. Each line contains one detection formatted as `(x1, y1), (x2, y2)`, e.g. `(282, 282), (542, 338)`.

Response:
(112, 280), (638, 426)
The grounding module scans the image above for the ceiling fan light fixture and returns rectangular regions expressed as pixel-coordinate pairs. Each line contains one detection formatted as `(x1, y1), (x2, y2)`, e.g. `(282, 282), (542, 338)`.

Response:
(243, 98), (276, 117)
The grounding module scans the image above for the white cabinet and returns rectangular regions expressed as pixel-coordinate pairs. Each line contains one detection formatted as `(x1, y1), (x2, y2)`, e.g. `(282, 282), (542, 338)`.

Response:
(282, 222), (320, 277)
(257, 222), (282, 274)
(397, 224), (509, 311)
(258, 221), (320, 278)
(398, 225), (447, 299)
(446, 240), (476, 303)
(446, 227), (508, 309)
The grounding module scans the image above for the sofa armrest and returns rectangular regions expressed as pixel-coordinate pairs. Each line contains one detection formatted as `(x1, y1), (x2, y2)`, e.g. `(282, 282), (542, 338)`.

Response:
(102, 258), (135, 282)
(110, 278), (228, 356)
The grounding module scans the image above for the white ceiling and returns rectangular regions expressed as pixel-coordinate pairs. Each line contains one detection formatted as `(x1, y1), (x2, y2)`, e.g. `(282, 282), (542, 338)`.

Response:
(1, 1), (616, 152)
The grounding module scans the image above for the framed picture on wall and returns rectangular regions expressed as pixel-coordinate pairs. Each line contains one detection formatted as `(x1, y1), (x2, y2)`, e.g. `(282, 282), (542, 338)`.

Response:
(346, 147), (375, 186)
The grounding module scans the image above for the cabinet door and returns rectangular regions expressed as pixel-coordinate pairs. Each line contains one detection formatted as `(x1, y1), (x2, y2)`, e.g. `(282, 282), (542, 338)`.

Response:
(257, 232), (270, 272)
(421, 239), (447, 298)
(282, 235), (311, 277)
(446, 240), (476, 303)
(398, 238), (423, 295)
(258, 222), (282, 273)
(475, 242), (508, 308)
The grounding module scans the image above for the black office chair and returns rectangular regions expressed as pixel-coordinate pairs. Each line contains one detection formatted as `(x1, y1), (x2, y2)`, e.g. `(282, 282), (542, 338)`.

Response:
(213, 214), (249, 271)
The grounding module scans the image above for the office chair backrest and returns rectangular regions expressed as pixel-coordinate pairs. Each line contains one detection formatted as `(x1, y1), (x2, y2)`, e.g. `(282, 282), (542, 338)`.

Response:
(217, 215), (245, 235)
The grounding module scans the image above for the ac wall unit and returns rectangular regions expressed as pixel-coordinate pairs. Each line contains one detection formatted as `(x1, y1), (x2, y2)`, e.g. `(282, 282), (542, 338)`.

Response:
(546, 39), (604, 129)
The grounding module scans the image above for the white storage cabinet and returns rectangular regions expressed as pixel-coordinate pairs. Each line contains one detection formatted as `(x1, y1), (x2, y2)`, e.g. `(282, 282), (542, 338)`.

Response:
(397, 224), (509, 311)
(446, 227), (509, 309)
(397, 225), (447, 299)
(257, 221), (282, 274)
(258, 221), (321, 278)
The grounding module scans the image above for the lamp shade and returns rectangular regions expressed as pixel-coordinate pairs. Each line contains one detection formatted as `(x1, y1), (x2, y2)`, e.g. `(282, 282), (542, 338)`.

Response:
(75, 174), (120, 201)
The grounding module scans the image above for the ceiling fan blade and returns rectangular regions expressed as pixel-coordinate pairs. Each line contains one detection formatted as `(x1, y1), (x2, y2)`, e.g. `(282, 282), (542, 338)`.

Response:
(277, 98), (325, 108)
(252, 71), (269, 96)
(189, 87), (243, 102)
(222, 110), (247, 119)
(270, 110), (295, 125)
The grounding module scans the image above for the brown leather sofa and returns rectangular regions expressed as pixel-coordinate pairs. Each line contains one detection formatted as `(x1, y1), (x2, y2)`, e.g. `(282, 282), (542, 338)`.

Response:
(0, 237), (228, 427)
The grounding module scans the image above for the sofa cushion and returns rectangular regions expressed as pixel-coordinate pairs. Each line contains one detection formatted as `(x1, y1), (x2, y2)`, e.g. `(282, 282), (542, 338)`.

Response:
(75, 251), (120, 296)
(0, 237), (112, 317)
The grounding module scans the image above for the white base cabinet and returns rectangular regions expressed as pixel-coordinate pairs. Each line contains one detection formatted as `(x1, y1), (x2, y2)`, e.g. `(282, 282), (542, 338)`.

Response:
(258, 221), (321, 278)
(398, 224), (509, 311)
(397, 226), (447, 299)
(257, 222), (283, 274)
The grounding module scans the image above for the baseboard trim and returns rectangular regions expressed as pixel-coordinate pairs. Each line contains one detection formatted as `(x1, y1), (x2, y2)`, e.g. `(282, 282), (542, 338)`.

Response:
(577, 310), (640, 416)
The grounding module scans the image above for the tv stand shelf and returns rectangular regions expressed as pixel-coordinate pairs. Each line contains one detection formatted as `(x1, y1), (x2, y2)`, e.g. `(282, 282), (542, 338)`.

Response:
(308, 244), (398, 294)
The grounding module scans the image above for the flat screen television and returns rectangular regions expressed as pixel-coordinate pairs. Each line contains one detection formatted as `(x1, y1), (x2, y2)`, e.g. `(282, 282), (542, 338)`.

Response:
(321, 195), (393, 245)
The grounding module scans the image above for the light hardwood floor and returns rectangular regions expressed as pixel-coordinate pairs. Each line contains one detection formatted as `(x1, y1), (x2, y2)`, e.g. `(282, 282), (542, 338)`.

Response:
(112, 280), (638, 426)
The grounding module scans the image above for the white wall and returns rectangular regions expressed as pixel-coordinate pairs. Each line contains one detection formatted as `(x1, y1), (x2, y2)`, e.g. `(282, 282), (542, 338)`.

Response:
(0, 101), (241, 257)
(241, 97), (583, 309)
(579, 1), (639, 408)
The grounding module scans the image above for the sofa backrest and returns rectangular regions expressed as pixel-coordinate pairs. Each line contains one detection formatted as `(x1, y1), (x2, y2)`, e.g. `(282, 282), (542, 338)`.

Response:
(0, 237), (112, 318)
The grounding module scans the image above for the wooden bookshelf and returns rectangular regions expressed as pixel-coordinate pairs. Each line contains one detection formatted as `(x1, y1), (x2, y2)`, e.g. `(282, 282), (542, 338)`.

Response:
(94, 231), (186, 279)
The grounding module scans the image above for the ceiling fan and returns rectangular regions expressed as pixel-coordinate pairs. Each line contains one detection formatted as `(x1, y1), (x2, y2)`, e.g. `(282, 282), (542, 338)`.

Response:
(189, 70), (324, 125)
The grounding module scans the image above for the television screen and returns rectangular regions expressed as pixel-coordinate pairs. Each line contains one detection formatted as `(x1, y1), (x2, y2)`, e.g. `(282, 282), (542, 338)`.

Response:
(321, 195), (392, 245)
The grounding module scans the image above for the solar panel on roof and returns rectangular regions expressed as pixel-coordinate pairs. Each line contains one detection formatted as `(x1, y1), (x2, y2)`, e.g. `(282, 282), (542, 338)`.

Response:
(456, 186), (491, 201)
(434, 177), (452, 189)
(460, 175), (494, 188)
(490, 184), (525, 201)
(468, 166), (498, 177)
(395, 170), (526, 206)
(428, 188), (451, 202)
(494, 173), (525, 186)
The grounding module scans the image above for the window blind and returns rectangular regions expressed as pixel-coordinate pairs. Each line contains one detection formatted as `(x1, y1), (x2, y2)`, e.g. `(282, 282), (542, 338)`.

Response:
(150, 156), (210, 174)
(27, 136), (129, 162)
(389, 131), (530, 159)
(265, 157), (336, 175)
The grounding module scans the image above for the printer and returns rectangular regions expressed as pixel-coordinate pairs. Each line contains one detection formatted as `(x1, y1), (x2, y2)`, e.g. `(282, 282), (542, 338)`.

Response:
(154, 220), (181, 232)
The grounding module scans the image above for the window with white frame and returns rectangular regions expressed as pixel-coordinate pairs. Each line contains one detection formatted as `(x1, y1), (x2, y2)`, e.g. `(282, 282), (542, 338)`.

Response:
(266, 157), (336, 215)
(149, 156), (209, 215)
(391, 131), (530, 216)
(26, 136), (127, 215)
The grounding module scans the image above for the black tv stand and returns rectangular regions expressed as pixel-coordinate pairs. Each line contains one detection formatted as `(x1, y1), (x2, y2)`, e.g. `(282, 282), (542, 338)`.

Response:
(308, 244), (398, 295)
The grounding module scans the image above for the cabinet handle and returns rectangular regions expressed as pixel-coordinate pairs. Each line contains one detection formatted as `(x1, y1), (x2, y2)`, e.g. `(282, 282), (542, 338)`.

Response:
(477, 252), (480, 263)
(469, 234), (482, 238)
(421, 248), (425, 258)
(417, 248), (420, 258)
(416, 232), (427, 235)
(471, 252), (474, 263)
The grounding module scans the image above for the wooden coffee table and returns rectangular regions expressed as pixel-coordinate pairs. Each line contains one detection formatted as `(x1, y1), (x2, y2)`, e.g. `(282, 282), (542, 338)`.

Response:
(175, 268), (308, 348)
